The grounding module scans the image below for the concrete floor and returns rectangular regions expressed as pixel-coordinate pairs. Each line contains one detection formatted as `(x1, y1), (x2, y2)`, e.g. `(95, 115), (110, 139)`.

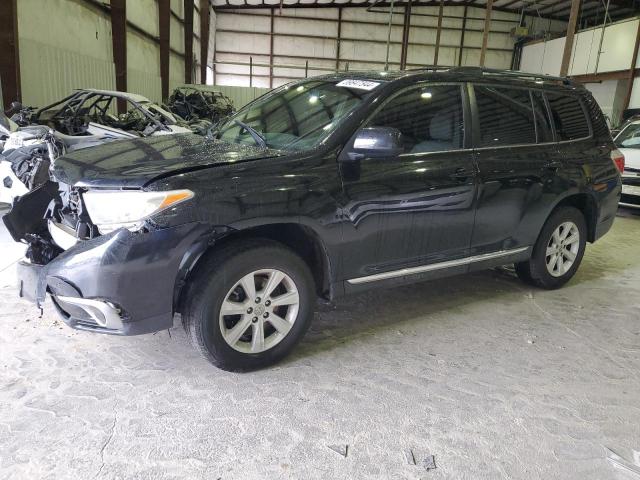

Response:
(0, 207), (639, 479)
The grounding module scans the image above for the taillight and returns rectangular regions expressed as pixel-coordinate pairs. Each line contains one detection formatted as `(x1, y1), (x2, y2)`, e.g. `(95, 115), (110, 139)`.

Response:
(611, 148), (625, 174)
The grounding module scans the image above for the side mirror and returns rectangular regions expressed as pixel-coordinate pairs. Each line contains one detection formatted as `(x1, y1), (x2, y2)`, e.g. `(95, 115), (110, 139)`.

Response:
(344, 126), (404, 161)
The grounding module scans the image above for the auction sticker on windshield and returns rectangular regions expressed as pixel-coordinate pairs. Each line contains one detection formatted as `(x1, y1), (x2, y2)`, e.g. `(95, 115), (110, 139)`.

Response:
(336, 79), (381, 90)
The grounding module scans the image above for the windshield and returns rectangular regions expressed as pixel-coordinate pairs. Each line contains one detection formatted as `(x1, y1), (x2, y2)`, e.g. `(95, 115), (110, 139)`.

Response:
(216, 79), (377, 151)
(616, 123), (640, 149)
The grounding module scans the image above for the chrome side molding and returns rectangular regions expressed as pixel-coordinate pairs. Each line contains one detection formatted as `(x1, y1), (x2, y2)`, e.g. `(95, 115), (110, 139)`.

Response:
(346, 247), (530, 285)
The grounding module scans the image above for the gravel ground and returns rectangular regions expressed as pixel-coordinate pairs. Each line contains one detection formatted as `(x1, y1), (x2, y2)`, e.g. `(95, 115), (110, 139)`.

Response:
(1, 208), (639, 479)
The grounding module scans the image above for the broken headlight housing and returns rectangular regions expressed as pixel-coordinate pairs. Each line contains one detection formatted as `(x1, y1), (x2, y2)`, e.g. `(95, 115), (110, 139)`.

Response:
(82, 189), (194, 234)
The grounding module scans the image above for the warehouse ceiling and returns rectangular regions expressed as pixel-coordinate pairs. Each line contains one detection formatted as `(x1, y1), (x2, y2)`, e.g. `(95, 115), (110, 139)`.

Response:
(210, 0), (640, 25)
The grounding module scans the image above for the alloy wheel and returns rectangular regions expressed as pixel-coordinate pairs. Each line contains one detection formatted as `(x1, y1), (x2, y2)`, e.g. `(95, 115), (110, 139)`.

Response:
(545, 221), (580, 277)
(218, 269), (300, 353)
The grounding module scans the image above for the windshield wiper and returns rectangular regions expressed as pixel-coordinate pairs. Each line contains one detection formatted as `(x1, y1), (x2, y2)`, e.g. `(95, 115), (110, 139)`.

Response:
(234, 119), (267, 148)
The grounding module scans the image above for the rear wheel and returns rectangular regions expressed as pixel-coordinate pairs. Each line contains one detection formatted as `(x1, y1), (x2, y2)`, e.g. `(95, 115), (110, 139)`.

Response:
(182, 240), (315, 371)
(515, 206), (587, 289)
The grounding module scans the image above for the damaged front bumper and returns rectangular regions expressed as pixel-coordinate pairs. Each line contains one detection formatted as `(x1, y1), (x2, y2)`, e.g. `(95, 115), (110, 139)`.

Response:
(15, 221), (212, 335)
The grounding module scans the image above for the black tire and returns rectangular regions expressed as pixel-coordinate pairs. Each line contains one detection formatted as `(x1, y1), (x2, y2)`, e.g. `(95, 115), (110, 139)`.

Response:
(182, 239), (316, 371)
(515, 206), (587, 289)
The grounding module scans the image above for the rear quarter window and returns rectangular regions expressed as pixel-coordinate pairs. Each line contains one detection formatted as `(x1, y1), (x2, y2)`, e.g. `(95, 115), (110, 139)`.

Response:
(545, 92), (591, 141)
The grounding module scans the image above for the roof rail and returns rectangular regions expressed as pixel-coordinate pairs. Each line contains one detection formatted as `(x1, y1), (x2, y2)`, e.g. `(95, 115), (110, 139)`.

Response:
(447, 66), (574, 85)
(404, 65), (454, 72)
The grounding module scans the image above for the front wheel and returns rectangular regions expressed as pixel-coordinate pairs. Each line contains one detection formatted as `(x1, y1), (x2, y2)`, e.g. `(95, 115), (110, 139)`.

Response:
(515, 206), (587, 289)
(182, 240), (315, 371)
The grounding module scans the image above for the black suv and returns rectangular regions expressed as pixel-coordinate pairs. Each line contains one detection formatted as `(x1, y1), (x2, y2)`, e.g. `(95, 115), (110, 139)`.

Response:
(4, 67), (622, 371)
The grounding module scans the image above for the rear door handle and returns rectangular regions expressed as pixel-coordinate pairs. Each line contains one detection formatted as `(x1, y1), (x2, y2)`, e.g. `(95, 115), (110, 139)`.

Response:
(450, 167), (472, 181)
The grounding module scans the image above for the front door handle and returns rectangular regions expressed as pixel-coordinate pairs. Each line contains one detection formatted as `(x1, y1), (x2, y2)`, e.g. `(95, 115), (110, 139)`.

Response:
(450, 167), (472, 181)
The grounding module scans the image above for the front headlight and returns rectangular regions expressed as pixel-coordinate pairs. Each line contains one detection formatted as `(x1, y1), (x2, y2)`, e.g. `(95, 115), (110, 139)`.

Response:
(83, 189), (194, 234)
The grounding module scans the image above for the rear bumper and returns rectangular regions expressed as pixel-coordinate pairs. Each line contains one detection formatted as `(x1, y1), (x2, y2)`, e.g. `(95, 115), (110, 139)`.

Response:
(592, 175), (622, 242)
(16, 222), (212, 335)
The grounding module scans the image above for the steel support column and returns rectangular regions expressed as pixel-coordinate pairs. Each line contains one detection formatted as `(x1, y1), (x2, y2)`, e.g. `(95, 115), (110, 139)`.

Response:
(336, 7), (343, 71)
(0, 0), (20, 108)
(384, 0), (396, 70)
(623, 19), (640, 114)
(110, 0), (127, 112)
(269, 8), (275, 88)
(433, 0), (444, 65)
(199, 0), (210, 84)
(479, 0), (494, 67)
(400, 0), (412, 69)
(560, 0), (581, 76)
(159, 0), (170, 101)
(184, 0), (194, 84)
(458, 5), (467, 66)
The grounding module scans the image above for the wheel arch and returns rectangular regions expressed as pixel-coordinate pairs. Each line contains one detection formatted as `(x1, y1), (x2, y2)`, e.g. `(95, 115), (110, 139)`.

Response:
(174, 222), (334, 314)
(547, 192), (598, 242)
(548, 191), (598, 242)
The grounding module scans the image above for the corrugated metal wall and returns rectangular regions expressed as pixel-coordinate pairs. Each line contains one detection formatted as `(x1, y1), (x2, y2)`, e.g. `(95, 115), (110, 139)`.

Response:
(520, 17), (640, 121)
(215, 85), (270, 108)
(128, 69), (163, 104)
(20, 38), (116, 108)
(212, 6), (569, 88)
(16, 0), (205, 108)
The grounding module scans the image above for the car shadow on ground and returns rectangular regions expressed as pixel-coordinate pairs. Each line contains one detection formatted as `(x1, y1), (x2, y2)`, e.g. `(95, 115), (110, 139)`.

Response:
(282, 267), (535, 366)
(281, 214), (640, 366)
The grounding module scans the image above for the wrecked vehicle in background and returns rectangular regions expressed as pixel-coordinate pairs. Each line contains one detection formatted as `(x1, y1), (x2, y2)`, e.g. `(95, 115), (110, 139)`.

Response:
(27, 89), (192, 138)
(1, 116), (57, 203)
(0, 89), (195, 203)
(0, 112), (113, 204)
(5, 101), (36, 127)
(165, 86), (234, 124)
(0, 114), (55, 203)
(0, 113), (19, 151)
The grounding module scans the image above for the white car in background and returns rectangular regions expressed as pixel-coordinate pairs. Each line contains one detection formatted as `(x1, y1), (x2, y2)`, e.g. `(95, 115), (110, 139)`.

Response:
(614, 119), (640, 208)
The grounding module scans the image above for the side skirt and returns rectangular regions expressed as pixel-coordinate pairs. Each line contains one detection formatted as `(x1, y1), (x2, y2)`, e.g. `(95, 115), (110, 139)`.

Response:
(341, 246), (531, 295)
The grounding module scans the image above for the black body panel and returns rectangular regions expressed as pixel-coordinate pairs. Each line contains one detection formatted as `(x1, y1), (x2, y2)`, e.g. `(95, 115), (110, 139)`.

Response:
(5, 68), (621, 335)
(54, 133), (285, 188)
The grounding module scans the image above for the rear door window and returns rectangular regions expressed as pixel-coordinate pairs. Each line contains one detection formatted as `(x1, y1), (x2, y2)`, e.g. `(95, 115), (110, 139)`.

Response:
(545, 92), (590, 141)
(474, 85), (537, 147)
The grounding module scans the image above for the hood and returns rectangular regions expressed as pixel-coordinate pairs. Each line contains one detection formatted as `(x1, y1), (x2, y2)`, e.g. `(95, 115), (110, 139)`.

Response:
(52, 133), (285, 188)
(619, 147), (640, 171)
